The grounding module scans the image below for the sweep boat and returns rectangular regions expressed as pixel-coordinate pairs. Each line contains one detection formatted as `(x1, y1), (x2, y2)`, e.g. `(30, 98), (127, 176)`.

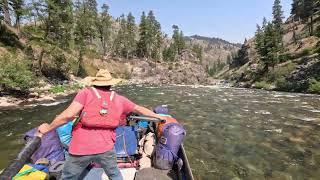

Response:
(0, 116), (194, 180)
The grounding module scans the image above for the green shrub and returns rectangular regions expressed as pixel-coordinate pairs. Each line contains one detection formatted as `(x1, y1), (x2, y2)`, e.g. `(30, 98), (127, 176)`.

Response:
(122, 69), (132, 79)
(254, 81), (272, 90)
(278, 53), (294, 63)
(267, 62), (296, 82)
(0, 54), (37, 93)
(275, 77), (306, 92)
(294, 48), (311, 59)
(49, 85), (66, 94)
(85, 48), (100, 59)
(308, 79), (320, 94)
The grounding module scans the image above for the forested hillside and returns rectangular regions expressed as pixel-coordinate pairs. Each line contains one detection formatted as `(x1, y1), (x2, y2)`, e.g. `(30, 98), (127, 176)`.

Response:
(224, 0), (320, 94)
(0, 0), (239, 96)
(186, 35), (240, 77)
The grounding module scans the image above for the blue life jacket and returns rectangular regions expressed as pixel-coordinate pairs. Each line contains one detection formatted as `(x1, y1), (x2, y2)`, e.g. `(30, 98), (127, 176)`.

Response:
(56, 121), (73, 156)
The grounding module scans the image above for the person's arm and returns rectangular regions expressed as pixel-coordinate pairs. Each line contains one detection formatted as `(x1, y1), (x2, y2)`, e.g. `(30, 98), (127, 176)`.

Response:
(38, 101), (83, 135)
(133, 105), (167, 121)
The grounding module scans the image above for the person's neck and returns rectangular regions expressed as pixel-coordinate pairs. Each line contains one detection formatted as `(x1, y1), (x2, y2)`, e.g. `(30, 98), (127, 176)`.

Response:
(93, 86), (111, 92)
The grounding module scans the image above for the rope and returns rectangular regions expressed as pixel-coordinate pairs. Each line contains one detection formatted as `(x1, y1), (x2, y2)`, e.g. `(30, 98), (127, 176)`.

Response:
(122, 132), (134, 167)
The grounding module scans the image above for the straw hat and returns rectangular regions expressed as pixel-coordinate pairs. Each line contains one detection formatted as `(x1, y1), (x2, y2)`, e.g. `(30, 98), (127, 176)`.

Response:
(90, 69), (121, 86)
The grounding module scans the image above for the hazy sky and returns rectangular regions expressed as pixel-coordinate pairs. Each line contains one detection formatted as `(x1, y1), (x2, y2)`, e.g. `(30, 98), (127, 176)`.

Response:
(98, 0), (292, 43)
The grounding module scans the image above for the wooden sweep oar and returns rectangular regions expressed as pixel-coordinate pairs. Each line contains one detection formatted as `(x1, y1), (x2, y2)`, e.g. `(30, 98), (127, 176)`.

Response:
(0, 134), (42, 180)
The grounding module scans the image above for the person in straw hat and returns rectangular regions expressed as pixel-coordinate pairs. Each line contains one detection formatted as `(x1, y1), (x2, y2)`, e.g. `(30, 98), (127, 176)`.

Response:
(38, 69), (168, 180)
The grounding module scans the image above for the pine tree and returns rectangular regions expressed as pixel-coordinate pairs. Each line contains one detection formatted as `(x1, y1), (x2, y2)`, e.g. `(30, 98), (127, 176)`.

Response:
(152, 20), (162, 60)
(137, 11), (162, 59)
(291, 0), (316, 35)
(113, 14), (126, 57)
(179, 30), (186, 53)
(74, 0), (99, 74)
(256, 21), (279, 72)
(262, 17), (268, 31)
(74, 0), (98, 45)
(192, 44), (202, 61)
(97, 3), (112, 56)
(172, 25), (185, 55)
(137, 11), (149, 58)
(125, 12), (136, 58)
(163, 45), (175, 62)
(303, 0), (315, 35)
(147, 11), (162, 60)
(11, 0), (25, 32)
(272, 0), (284, 32)
(2, 0), (11, 25)
(272, 0), (284, 52)
(291, 0), (302, 20)
(45, 0), (73, 49)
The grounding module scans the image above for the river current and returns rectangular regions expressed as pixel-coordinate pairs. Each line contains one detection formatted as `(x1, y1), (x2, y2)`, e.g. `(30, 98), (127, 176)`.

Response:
(1, 85), (320, 179)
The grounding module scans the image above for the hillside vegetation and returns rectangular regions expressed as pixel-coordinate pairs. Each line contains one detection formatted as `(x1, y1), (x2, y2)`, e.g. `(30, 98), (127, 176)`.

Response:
(0, 0), (238, 97)
(223, 0), (320, 94)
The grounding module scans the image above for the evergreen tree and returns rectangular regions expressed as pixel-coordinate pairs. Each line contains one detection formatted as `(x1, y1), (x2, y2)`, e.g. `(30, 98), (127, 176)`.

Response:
(137, 10), (162, 59)
(2, 0), (11, 25)
(172, 25), (185, 55)
(303, 0), (315, 35)
(137, 11), (149, 58)
(147, 11), (162, 60)
(163, 45), (176, 62)
(97, 4), (112, 56)
(179, 30), (186, 53)
(272, 0), (284, 52)
(113, 14), (126, 57)
(226, 54), (232, 65)
(262, 17), (268, 31)
(11, 0), (25, 32)
(74, 0), (98, 45)
(45, 0), (73, 49)
(192, 44), (203, 61)
(291, 0), (316, 35)
(291, 0), (302, 19)
(255, 21), (279, 72)
(74, 0), (99, 74)
(272, 0), (284, 32)
(125, 12), (136, 58)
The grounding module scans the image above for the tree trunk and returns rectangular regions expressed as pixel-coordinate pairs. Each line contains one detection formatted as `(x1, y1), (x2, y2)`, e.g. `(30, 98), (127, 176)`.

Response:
(76, 50), (84, 76)
(38, 50), (45, 75)
(3, 0), (11, 25)
(310, 16), (313, 36)
(292, 24), (297, 44)
(16, 17), (21, 36)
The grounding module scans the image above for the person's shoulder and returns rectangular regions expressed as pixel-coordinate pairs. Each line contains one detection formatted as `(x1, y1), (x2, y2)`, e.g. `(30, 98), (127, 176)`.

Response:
(77, 87), (91, 94)
(113, 92), (125, 100)
(74, 87), (91, 98)
(113, 92), (132, 102)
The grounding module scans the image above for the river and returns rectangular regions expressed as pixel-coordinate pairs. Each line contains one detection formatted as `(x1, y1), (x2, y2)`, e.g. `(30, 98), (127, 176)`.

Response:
(1, 85), (320, 179)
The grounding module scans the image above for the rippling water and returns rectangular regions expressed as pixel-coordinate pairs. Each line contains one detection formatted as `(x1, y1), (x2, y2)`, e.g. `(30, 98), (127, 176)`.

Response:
(1, 85), (320, 179)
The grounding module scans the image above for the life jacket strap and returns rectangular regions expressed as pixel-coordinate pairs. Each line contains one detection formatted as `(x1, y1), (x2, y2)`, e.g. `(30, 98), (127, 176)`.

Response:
(91, 87), (115, 101)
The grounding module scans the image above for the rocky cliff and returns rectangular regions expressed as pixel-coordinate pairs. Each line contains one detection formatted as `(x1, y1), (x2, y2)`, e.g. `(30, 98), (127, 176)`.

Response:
(222, 16), (320, 93)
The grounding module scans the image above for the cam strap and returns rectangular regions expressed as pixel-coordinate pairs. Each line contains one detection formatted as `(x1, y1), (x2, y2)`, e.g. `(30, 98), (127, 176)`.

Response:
(13, 167), (38, 179)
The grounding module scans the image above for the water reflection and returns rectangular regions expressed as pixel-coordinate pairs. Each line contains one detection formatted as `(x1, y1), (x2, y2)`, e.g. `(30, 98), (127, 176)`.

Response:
(1, 85), (320, 179)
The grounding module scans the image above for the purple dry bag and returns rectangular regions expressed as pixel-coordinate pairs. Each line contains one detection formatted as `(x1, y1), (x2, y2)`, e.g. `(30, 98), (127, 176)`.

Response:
(153, 123), (186, 170)
(24, 128), (65, 164)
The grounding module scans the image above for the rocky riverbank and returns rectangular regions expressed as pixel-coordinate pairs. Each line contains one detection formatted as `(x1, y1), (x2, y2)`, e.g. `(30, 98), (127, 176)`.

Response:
(0, 50), (225, 108)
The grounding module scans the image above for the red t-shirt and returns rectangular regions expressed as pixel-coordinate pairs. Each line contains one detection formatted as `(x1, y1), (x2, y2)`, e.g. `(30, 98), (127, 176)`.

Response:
(68, 88), (136, 155)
